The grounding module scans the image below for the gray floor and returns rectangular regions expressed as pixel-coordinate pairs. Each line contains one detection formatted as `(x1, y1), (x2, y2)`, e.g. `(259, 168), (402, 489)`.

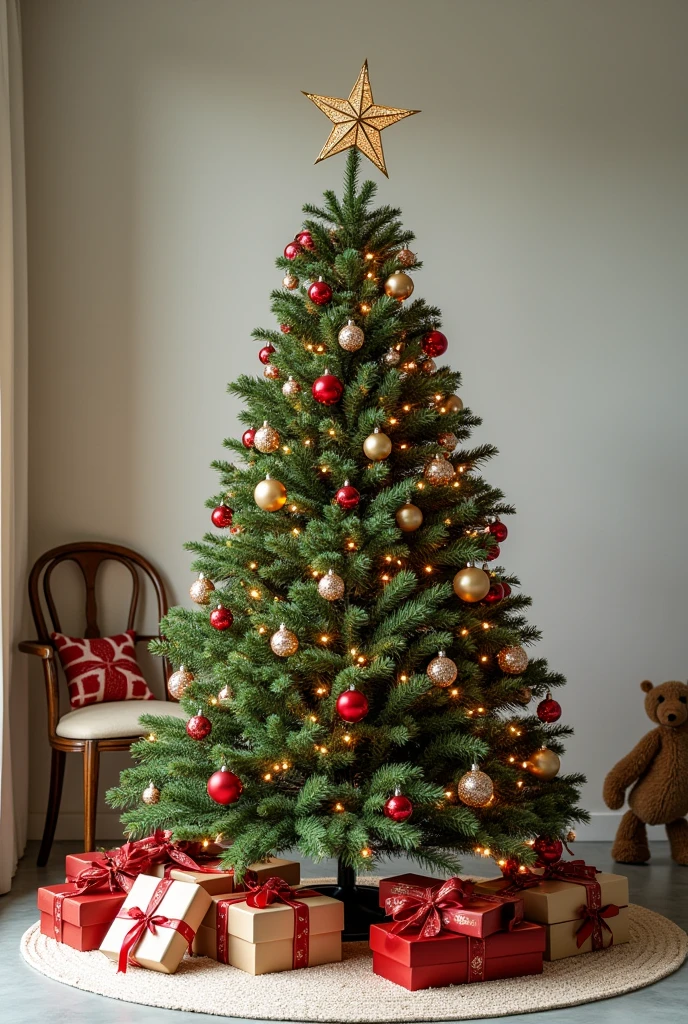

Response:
(0, 840), (686, 1023)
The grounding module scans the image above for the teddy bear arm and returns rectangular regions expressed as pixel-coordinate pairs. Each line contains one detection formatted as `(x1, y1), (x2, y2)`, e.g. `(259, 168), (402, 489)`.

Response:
(603, 730), (661, 808)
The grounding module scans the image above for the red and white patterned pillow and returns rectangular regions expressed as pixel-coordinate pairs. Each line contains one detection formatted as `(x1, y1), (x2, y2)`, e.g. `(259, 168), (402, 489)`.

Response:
(51, 629), (155, 709)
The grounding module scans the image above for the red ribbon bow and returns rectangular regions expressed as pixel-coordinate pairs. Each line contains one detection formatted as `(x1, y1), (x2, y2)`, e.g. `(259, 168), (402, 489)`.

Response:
(115, 878), (196, 973)
(576, 903), (619, 949)
(540, 859), (599, 883)
(215, 877), (320, 968)
(387, 877), (476, 938)
(74, 841), (154, 895)
(135, 829), (222, 875)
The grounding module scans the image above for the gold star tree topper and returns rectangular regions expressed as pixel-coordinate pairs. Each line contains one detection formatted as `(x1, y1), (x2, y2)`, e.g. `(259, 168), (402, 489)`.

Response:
(303, 60), (419, 177)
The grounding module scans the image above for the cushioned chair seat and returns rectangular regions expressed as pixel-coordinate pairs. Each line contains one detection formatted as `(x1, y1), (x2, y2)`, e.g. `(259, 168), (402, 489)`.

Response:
(55, 699), (187, 740)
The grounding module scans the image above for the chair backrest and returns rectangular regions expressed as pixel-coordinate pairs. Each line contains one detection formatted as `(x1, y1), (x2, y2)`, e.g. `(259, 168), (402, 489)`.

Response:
(27, 541), (170, 693)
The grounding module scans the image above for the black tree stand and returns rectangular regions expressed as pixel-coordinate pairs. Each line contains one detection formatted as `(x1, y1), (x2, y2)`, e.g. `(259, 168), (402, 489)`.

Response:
(310, 860), (386, 941)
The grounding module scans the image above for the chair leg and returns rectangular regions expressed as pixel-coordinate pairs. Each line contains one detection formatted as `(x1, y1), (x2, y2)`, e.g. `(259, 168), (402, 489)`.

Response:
(37, 748), (66, 866)
(83, 741), (100, 852)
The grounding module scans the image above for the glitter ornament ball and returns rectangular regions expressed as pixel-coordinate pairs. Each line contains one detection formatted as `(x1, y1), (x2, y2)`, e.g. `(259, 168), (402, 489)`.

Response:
(498, 645), (529, 675)
(533, 836), (563, 864)
(335, 480), (360, 510)
(254, 421), (280, 454)
(567, 830), (577, 843)
(422, 330), (448, 357)
(258, 344), (275, 365)
(421, 357), (437, 375)
(457, 764), (494, 807)
(280, 323), (292, 334)
(338, 320), (365, 352)
(424, 455), (455, 485)
(517, 686), (532, 705)
(537, 692), (562, 723)
(384, 789), (413, 822)
(283, 241), (302, 260)
(486, 543), (500, 562)
(308, 278), (333, 305)
(336, 685), (369, 723)
(167, 665), (194, 700)
(263, 363), (280, 380)
(384, 271), (414, 301)
(453, 565), (491, 602)
(142, 781), (160, 805)
(318, 569), (345, 601)
(296, 229), (315, 250)
(189, 573), (214, 605)
(254, 475), (287, 512)
(396, 248), (416, 267)
(207, 766), (243, 805)
(283, 273), (299, 290)
(242, 427), (256, 448)
(441, 394), (464, 414)
(427, 651), (458, 687)
(489, 520), (508, 543)
(270, 623), (299, 657)
(438, 431), (458, 452)
(211, 504), (233, 528)
(396, 501), (423, 532)
(210, 605), (233, 631)
(383, 346), (402, 367)
(312, 371), (344, 405)
(186, 711), (212, 741)
(525, 746), (560, 780)
(282, 376), (301, 397)
(483, 582), (504, 604)
(363, 428), (392, 461)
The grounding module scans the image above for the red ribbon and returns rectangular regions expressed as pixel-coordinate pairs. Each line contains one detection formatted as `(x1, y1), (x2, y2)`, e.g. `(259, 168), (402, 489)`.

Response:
(136, 830), (225, 875)
(114, 878), (196, 973)
(73, 842), (154, 895)
(51, 873), (117, 941)
(214, 877), (320, 968)
(576, 903), (619, 949)
(467, 936), (486, 982)
(386, 877), (479, 938)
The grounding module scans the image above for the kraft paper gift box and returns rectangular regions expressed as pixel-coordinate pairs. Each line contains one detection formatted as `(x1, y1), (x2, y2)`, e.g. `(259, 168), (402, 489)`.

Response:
(379, 873), (524, 939)
(369, 920), (545, 991)
(151, 854), (300, 895)
(38, 883), (126, 951)
(99, 873), (211, 974)
(476, 868), (629, 961)
(193, 888), (343, 975)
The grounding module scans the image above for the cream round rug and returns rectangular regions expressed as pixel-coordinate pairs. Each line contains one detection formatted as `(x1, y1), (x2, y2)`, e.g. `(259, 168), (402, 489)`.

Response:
(20, 878), (687, 1022)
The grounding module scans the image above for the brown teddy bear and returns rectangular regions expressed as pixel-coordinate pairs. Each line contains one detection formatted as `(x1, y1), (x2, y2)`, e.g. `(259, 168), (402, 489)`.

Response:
(603, 680), (688, 864)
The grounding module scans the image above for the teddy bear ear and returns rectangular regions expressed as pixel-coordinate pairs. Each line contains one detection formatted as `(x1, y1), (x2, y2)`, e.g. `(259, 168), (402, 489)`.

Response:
(640, 680), (654, 693)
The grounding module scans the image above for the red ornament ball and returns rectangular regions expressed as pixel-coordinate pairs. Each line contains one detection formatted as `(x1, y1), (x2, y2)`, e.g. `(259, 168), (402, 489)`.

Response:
(296, 230), (315, 250)
(486, 544), (500, 561)
(308, 279), (333, 306)
(186, 713), (212, 740)
(483, 582), (504, 604)
(207, 767), (243, 805)
(211, 504), (233, 528)
(242, 428), (256, 449)
(336, 686), (369, 723)
(335, 482), (360, 510)
(501, 581), (512, 598)
(209, 605), (233, 631)
(489, 520), (508, 543)
(422, 330), (448, 358)
(280, 323), (292, 334)
(537, 694), (562, 723)
(284, 241), (302, 261)
(384, 792), (414, 822)
(533, 836), (563, 865)
(312, 372), (344, 405)
(258, 344), (275, 365)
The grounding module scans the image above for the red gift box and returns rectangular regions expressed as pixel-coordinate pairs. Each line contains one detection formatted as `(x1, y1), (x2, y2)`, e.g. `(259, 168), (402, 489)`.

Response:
(369, 920), (545, 991)
(38, 883), (126, 951)
(379, 873), (524, 939)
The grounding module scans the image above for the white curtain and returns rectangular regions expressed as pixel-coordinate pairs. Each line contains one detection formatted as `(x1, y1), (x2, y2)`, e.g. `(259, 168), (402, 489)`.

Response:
(0, 0), (28, 894)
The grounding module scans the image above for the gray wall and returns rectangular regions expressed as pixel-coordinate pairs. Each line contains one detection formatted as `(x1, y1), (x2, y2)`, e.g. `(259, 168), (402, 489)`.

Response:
(21, 0), (688, 842)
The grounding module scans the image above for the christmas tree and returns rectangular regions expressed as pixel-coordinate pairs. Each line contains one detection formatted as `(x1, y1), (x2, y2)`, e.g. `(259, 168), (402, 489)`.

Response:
(108, 64), (587, 924)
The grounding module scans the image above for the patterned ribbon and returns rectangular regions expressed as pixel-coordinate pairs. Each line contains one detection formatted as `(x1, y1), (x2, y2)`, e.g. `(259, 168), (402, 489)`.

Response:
(386, 877), (522, 938)
(467, 936), (487, 982)
(114, 878), (196, 973)
(73, 841), (154, 895)
(214, 877), (320, 968)
(136, 829), (226, 875)
(50, 875), (112, 941)
(576, 903), (619, 949)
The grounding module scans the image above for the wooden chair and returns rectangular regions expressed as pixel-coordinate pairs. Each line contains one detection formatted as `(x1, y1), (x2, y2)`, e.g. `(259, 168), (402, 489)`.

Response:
(19, 541), (187, 865)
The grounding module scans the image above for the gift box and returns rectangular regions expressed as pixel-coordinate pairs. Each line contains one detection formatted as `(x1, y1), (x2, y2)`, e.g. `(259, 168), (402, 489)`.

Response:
(192, 880), (343, 975)
(38, 883), (126, 951)
(475, 863), (629, 961)
(99, 874), (212, 974)
(379, 873), (524, 939)
(151, 854), (300, 896)
(369, 920), (545, 990)
(65, 841), (152, 894)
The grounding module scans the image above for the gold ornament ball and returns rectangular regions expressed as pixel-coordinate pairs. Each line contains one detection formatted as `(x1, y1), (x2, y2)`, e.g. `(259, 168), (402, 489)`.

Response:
(167, 665), (194, 700)
(397, 248), (416, 267)
(254, 475), (287, 512)
(498, 645), (529, 675)
(338, 320), (365, 352)
(282, 376), (301, 397)
(383, 346), (402, 367)
(270, 623), (299, 657)
(525, 746), (560, 780)
(283, 273), (299, 290)
(441, 394), (463, 414)
(189, 573), (214, 605)
(396, 501), (423, 532)
(438, 431), (458, 452)
(457, 764), (494, 807)
(384, 271), (414, 301)
(566, 829), (577, 843)
(453, 565), (491, 602)
(424, 455), (455, 486)
(363, 428), (392, 461)
(254, 421), (280, 454)
(263, 363), (280, 380)
(217, 684), (234, 706)
(427, 651), (458, 687)
(318, 569), (345, 601)
(421, 357), (437, 375)
(517, 686), (532, 705)
(142, 781), (160, 805)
